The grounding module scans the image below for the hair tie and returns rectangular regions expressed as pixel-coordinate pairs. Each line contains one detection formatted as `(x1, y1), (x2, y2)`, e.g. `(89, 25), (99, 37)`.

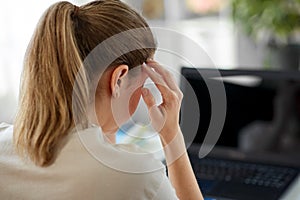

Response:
(74, 5), (79, 16)
(71, 5), (80, 21)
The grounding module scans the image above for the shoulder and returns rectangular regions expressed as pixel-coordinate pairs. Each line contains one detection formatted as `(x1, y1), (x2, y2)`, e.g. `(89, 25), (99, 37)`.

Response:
(72, 126), (165, 174)
(65, 126), (178, 199)
(0, 122), (12, 131)
(0, 122), (13, 144)
(0, 123), (19, 166)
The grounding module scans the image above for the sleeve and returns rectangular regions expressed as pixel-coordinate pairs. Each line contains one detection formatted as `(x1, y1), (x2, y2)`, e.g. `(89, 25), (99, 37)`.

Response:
(0, 122), (10, 130)
(152, 175), (179, 200)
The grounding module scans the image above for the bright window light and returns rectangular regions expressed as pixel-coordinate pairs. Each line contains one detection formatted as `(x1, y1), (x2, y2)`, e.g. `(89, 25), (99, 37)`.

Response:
(0, 0), (91, 122)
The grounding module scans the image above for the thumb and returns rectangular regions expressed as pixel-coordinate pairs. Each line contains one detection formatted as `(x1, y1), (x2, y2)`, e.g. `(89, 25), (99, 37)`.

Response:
(141, 88), (156, 109)
(142, 88), (165, 132)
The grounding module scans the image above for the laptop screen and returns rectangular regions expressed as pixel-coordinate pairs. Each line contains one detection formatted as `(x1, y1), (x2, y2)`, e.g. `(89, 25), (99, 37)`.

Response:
(180, 67), (300, 157)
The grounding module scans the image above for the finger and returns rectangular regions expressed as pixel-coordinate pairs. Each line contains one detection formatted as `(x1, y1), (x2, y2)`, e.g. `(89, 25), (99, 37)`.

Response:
(142, 63), (170, 97)
(145, 62), (183, 100)
(146, 61), (180, 93)
(141, 88), (156, 109)
(141, 88), (165, 131)
(142, 63), (165, 86)
(142, 64), (180, 105)
(141, 87), (170, 112)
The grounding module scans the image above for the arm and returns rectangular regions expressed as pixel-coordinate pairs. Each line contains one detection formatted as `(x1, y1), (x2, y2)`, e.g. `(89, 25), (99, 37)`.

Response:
(141, 61), (203, 200)
(163, 129), (203, 200)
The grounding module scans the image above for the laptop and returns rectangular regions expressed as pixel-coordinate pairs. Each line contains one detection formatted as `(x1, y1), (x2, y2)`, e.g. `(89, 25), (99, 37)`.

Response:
(180, 67), (300, 200)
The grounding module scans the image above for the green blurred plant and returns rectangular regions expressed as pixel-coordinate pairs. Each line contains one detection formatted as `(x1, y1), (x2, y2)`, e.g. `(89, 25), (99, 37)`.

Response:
(231, 0), (300, 44)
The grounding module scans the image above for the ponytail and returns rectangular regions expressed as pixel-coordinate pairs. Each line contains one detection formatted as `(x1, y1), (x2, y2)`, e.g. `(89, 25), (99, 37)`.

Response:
(14, 2), (89, 166)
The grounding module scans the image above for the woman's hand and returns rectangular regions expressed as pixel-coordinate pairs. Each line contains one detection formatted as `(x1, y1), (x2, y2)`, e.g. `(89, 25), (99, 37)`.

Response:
(141, 60), (204, 200)
(141, 60), (183, 146)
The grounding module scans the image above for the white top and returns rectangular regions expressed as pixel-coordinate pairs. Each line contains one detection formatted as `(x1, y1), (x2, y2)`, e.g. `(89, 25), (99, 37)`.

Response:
(0, 123), (178, 200)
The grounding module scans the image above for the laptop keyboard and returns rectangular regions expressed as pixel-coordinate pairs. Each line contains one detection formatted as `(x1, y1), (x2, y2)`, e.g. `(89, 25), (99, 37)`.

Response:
(192, 157), (299, 189)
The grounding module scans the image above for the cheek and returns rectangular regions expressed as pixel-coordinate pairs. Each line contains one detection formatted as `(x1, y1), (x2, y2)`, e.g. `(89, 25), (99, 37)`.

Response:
(129, 87), (142, 115)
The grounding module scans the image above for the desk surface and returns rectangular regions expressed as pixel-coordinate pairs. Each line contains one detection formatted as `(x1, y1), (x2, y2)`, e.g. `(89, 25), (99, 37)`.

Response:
(280, 175), (300, 200)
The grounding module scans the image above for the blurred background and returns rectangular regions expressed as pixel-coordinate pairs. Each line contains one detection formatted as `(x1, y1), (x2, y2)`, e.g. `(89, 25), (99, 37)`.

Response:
(0, 0), (299, 124)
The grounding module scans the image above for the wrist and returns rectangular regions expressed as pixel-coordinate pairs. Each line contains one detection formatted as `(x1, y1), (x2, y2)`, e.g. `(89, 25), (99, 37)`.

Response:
(159, 125), (181, 147)
(161, 129), (187, 166)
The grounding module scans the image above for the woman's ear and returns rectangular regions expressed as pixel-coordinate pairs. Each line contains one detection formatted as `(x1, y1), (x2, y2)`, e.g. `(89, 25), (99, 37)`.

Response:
(110, 64), (129, 98)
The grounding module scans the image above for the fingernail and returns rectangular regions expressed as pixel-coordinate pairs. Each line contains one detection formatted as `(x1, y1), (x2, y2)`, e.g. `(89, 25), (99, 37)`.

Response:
(142, 88), (148, 96)
(146, 58), (154, 64)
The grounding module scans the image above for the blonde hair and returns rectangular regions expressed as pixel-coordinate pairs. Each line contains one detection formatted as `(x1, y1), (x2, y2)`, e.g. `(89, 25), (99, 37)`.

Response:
(14, 0), (156, 167)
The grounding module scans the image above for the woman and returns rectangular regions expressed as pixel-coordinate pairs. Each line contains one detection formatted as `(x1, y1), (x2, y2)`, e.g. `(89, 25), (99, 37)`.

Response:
(0, 0), (203, 199)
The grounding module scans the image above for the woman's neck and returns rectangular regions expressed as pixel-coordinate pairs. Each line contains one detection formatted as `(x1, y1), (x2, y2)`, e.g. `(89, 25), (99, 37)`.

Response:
(87, 101), (118, 144)
(102, 130), (117, 144)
